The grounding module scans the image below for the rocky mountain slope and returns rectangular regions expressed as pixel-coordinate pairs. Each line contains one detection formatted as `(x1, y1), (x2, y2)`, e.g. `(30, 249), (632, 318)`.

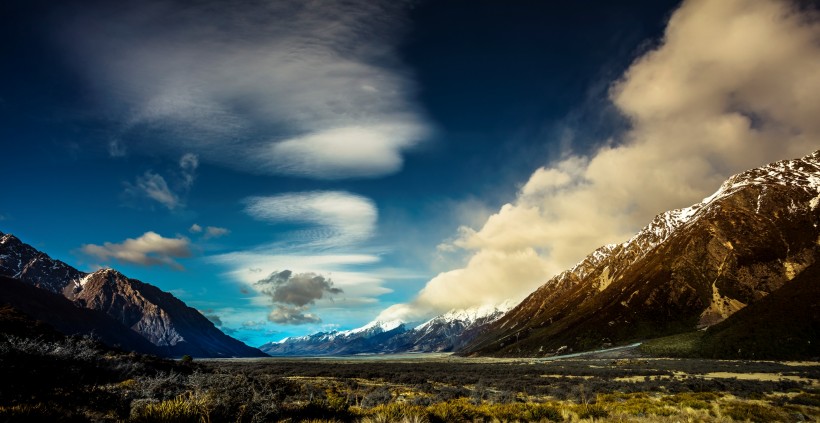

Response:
(261, 302), (512, 356)
(462, 150), (820, 357)
(0, 232), (266, 358)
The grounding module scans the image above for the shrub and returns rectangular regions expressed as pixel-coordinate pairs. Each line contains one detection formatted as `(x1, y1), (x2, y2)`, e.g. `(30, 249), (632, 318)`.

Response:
(574, 403), (608, 419)
(721, 402), (788, 422)
(362, 387), (393, 408)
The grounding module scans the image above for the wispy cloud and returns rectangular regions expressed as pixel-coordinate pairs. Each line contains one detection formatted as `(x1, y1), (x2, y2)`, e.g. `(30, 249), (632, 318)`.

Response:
(124, 153), (199, 210)
(81, 231), (192, 270)
(60, 0), (430, 179)
(244, 191), (377, 248)
(378, 0), (820, 319)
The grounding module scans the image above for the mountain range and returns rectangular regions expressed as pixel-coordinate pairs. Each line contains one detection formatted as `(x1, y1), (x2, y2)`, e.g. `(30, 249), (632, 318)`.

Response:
(261, 302), (513, 356)
(0, 232), (266, 358)
(462, 150), (820, 358)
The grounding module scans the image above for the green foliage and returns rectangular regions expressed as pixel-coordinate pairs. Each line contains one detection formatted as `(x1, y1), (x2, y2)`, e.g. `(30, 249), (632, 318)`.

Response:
(639, 331), (703, 357)
(181, 354), (194, 364)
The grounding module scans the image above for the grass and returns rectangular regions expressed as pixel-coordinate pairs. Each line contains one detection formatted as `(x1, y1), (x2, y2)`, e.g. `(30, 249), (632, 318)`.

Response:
(639, 331), (704, 357)
(129, 393), (211, 423)
(3, 333), (820, 422)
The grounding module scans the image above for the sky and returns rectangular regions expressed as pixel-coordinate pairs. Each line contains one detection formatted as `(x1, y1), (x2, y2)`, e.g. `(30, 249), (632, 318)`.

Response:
(2, 0), (819, 347)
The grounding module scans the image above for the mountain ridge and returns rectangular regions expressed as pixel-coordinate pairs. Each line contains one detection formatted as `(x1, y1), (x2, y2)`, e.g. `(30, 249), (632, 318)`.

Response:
(0, 232), (266, 358)
(462, 150), (820, 357)
(260, 301), (513, 356)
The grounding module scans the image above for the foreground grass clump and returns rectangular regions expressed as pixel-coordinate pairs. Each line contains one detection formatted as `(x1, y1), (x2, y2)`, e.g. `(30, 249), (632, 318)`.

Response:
(129, 393), (210, 423)
(358, 399), (563, 423)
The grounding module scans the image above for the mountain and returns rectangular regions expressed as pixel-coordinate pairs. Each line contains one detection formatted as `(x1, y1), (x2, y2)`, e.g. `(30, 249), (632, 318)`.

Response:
(0, 232), (266, 358)
(462, 150), (820, 358)
(261, 302), (512, 356)
(0, 275), (161, 355)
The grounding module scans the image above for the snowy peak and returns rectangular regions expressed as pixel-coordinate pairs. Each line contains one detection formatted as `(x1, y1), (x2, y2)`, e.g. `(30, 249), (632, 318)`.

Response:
(344, 318), (406, 336)
(261, 301), (516, 356)
(415, 300), (515, 332)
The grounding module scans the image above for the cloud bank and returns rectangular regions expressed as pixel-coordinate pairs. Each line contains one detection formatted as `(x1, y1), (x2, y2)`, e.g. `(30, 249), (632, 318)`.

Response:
(379, 0), (820, 320)
(61, 0), (429, 179)
(81, 231), (192, 270)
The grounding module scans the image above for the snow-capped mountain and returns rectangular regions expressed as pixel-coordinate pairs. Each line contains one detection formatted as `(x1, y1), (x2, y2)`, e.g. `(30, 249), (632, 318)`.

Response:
(463, 150), (820, 358)
(260, 301), (514, 356)
(0, 232), (266, 358)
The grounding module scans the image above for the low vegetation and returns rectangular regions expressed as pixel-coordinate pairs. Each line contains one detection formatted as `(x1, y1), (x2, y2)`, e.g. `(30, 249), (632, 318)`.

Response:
(1, 333), (819, 422)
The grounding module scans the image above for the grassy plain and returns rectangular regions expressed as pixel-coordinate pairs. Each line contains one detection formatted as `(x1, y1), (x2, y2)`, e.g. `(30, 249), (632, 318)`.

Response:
(2, 334), (820, 422)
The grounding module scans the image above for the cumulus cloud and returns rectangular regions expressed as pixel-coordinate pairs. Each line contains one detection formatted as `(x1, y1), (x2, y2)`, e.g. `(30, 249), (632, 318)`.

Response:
(124, 153), (199, 210)
(268, 306), (322, 325)
(256, 270), (343, 306)
(60, 0), (430, 179)
(81, 231), (192, 270)
(244, 191), (377, 248)
(378, 0), (820, 321)
(189, 224), (202, 233)
(256, 270), (343, 325)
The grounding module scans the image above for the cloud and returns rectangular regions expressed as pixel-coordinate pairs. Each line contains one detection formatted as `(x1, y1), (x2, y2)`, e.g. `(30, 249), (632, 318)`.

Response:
(60, 0), (430, 179)
(203, 226), (230, 239)
(268, 305), (322, 325)
(81, 231), (192, 270)
(189, 223), (229, 239)
(378, 0), (820, 320)
(244, 191), (377, 248)
(124, 153), (199, 210)
(255, 270), (342, 325)
(256, 270), (343, 307)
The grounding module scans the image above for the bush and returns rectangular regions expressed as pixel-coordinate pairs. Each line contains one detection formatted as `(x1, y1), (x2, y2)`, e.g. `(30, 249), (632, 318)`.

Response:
(362, 387), (393, 408)
(721, 402), (788, 422)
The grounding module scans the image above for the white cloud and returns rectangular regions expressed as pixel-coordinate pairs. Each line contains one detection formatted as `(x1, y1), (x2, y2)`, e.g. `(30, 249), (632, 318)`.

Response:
(244, 191), (377, 248)
(189, 223), (202, 233)
(379, 0), (820, 320)
(81, 231), (192, 270)
(61, 0), (431, 179)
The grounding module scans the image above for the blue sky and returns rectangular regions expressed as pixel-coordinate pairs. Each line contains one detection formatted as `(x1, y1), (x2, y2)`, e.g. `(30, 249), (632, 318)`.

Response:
(3, 0), (819, 347)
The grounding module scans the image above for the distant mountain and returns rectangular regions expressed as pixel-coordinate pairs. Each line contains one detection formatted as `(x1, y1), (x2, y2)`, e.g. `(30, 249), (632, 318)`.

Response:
(261, 302), (513, 356)
(462, 150), (820, 358)
(0, 232), (266, 358)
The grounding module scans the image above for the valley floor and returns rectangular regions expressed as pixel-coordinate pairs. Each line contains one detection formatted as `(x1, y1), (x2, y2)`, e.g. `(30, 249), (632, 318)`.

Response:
(2, 335), (819, 422)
